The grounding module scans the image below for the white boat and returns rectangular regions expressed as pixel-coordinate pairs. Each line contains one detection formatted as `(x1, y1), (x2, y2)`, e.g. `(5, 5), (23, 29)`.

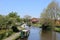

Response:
(20, 23), (30, 38)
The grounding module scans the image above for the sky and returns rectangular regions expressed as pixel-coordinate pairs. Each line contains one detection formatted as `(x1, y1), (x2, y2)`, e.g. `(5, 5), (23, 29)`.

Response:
(0, 0), (60, 18)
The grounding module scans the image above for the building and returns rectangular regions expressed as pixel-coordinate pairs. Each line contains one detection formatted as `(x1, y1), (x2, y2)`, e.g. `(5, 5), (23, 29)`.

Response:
(30, 18), (39, 23)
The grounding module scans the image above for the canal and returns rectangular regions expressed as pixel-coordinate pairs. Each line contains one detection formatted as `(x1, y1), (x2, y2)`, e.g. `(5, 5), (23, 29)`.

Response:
(16, 27), (60, 40)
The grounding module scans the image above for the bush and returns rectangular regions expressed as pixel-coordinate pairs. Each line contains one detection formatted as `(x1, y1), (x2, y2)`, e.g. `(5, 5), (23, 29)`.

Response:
(5, 30), (13, 37)
(0, 30), (13, 40)
(0, 33), (5, 40)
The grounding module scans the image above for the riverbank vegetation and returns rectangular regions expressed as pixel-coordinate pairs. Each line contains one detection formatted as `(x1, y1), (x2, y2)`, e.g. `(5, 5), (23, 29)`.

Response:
(40, 1), (60, 32)
(0, 29), (13, 40)
(0, 12), (21, 40)
(1, 0), (60, 40)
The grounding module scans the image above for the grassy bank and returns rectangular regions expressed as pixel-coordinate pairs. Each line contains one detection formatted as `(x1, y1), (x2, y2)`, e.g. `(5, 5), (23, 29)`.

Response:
(54, 27), (60, 32)
(31, 23), (42, 28)
(0, 29), (13, 40)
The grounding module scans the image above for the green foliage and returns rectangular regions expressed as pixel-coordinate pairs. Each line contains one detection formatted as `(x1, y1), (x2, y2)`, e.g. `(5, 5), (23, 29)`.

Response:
(16, 17), (21, 22)
(40, 1), (60, 30)
(23, 15), (31, 23)
(8, 12), (20, 22)
(8, 12), (17, 18)
(0, 11), (21, 29)
(0, 30), (13, 40)
(54, 27), (60, 32)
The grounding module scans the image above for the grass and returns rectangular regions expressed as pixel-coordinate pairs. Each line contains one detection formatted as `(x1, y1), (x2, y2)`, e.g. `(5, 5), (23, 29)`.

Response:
(0, 30), (6, 34)
(31, 23), (42, 27)
(0, 30), (6, 40)
(54, 27), (60, 32)
(0, 29), (14, 40)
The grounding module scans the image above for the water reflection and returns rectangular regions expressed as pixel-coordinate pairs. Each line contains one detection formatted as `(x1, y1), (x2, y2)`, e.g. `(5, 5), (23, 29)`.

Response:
(40, 30), (60, 40)
(16, 27), (40, 40)
(41, 30), (56, 40)
(16, 27), (60, 40)
(20, 38), (27, 40)
(16, 38), (28, 40)
(56, 32), (60, 40)
(28, 27), (40, 40)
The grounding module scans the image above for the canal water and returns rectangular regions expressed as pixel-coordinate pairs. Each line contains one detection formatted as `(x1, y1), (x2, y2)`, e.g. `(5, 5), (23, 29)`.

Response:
(16, 27), (60, 40)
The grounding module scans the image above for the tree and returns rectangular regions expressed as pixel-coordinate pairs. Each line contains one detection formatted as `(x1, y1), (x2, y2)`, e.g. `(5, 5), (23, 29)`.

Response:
(24, 15), (31, 19)
(40, 1), (60, 30)
(0, 15), (8, 29)
(23, 15), (32, 26)
(5, 12), (21, 29)
(8, 12), (21, 22)
(23, 15), (31, 23)
(0, 12), (21, 29)
(8, 12), (17, 18)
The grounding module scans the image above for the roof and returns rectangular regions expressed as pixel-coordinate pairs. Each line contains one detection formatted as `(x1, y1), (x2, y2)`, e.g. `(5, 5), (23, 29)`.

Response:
(30, 18), (39, 22)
